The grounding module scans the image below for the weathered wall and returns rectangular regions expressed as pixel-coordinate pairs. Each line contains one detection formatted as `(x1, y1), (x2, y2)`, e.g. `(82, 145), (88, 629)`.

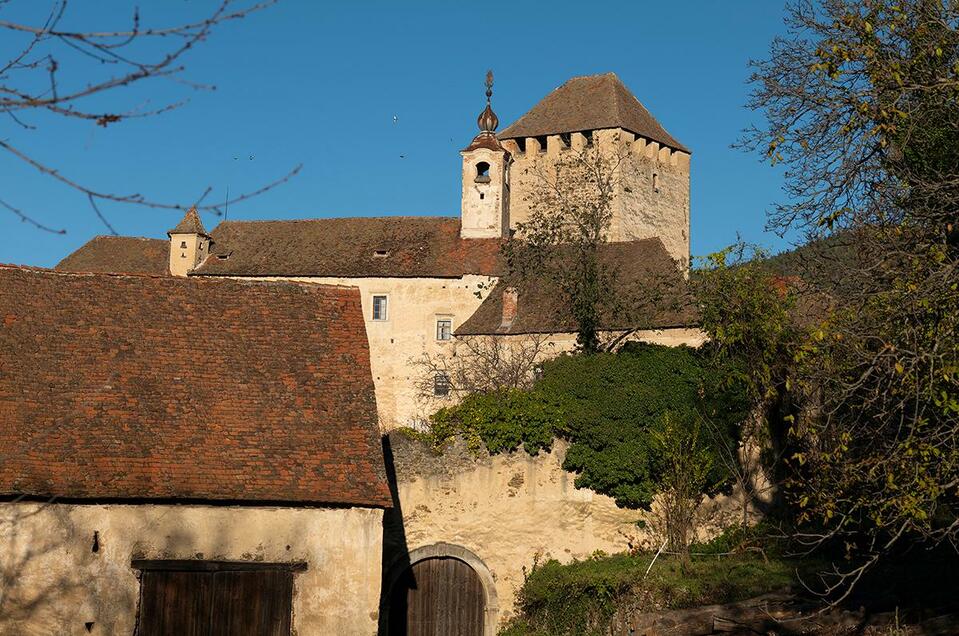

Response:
(386, 435), (751, 628)
(242, 275), (495, 429)
(168, 232), (210, 277)
(532, 327), (707, 354)
(502, 128), (691, 267)
(460, 147), (511, 239)
(0, 502), (383, 635)
(614, 133), (691, 270)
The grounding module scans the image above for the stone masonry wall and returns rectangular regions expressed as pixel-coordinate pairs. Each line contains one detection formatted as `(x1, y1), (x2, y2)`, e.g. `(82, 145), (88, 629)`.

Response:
(386, 435), (752, 628)
(503, 128), (690, 267)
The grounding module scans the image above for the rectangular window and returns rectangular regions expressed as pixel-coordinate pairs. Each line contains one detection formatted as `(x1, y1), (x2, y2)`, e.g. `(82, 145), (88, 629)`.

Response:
(433, 373), (451, 397)
(436, 318), (452, 341)
(372, 295), (388, 321)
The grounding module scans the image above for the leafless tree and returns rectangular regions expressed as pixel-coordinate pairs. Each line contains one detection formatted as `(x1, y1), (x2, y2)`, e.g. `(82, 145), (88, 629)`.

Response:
(0, 0), (297, 234)
(504, 142), (685, 353)
(411, 334), (554, 402)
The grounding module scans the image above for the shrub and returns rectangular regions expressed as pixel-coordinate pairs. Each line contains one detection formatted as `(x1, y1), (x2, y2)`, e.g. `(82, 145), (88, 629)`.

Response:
(428, 388), (562, 455)
(506, 549), (797, 636)
(426, 343), (748, 510)
(541, 343), (746, 509)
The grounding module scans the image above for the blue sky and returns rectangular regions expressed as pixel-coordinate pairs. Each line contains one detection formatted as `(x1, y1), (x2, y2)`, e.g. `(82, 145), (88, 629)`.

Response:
(1, 1), (794, 268)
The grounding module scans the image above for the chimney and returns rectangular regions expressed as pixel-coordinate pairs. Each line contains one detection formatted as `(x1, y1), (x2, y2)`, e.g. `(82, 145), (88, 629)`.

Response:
(501, 286), (518, 328)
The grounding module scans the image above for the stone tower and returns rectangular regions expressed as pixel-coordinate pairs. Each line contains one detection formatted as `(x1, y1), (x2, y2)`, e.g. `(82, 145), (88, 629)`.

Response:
(167, 207), (211, 276)
(460, 71), (512, 239)
(498, 73), (691, 268)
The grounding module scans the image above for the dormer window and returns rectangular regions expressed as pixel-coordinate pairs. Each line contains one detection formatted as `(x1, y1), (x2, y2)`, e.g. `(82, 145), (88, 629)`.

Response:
(373, 249), (390, 258)
(475, 162), (491, 183)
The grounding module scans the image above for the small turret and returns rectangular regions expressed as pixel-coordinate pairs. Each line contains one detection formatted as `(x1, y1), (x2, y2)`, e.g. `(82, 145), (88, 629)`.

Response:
(167, 207), (211, 276)
(460, 70), (512, 239)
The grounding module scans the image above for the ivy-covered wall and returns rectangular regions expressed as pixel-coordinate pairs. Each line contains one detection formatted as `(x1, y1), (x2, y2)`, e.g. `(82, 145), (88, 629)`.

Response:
(423, 343), (748, 509)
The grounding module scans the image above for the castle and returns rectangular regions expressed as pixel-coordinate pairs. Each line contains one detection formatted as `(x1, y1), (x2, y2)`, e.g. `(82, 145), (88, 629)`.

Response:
(57, 72), (702, 428)
(3, 73), (716, 635)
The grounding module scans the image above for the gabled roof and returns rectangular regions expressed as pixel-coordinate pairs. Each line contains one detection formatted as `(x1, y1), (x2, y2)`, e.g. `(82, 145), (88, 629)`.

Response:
(55, 236), (170, 276)
(168, 206), (209, 236)
(194, 216), (503, 278)
(0, 266), (391, 507)
(455, 238), (697, 336)
(498, 73), (689, 153)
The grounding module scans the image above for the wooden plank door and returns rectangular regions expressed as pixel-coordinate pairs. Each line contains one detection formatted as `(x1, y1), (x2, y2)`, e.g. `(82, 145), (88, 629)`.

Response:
(392, 557), (485, 636)
(137, 567), (293, 636)
(210, 570), (293, 636)
(138, 570), (214, 636)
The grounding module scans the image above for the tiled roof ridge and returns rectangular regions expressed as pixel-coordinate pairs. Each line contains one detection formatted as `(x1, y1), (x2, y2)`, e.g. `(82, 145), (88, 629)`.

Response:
(216, 215), (461, 225)
(1, 263), (361, 292)
(88, 234), (160, 241)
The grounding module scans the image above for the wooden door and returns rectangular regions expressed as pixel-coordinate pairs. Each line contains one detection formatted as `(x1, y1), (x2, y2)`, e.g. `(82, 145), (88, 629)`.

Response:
(137, 566), (293, 636)
(389, 557), (485, 636)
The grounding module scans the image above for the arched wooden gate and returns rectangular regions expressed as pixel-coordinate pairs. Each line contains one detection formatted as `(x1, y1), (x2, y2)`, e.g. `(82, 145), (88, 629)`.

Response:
(388, 556), (485, 636)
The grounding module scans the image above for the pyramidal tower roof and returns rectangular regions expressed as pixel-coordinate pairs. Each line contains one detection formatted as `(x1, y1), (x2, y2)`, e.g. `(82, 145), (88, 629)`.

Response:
(498, 72), (689, 153)
(167, 206), (209, 237)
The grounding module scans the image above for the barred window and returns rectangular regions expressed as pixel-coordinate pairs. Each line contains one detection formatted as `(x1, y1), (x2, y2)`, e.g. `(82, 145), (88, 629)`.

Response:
(433, 373), (451, 397)
(372, 295), (388, 321)
(436, 318), (452, 341)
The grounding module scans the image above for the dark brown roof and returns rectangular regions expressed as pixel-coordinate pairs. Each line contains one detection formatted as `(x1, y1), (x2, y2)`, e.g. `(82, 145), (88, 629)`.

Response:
(498, 73), (689, 153)
(456, 238), (698, 336)
(194, 216), (503, 278)
(168, 207), (209, 236)
(0, 266), (391, 507)
(55, 236), (170, 276)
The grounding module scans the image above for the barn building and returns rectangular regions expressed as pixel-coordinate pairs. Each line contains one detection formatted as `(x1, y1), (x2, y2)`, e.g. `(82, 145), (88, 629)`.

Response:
(0, 266), (391, 634)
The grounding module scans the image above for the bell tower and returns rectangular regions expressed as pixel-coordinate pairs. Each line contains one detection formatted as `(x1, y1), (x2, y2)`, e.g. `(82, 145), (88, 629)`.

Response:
(460, 70), (511, 239)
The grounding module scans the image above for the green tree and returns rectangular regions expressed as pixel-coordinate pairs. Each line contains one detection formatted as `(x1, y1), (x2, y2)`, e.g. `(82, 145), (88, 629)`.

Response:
(743, 0), (959, 599)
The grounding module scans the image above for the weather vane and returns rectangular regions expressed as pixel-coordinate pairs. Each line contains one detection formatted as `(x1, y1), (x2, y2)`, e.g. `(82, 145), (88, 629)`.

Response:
(485, 70), (494, 102)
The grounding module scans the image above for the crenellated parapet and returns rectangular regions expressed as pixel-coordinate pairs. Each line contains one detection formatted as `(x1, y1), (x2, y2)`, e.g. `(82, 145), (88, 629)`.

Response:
(503, 129), (690, 174)
(502, 126), (691, 268)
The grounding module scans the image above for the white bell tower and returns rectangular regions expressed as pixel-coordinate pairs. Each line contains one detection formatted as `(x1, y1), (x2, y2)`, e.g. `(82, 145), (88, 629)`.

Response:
(460, 71), (511, 239)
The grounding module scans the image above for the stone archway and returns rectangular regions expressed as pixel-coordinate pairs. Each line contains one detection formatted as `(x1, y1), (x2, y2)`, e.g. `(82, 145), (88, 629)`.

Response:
(384, 542), (498, 636)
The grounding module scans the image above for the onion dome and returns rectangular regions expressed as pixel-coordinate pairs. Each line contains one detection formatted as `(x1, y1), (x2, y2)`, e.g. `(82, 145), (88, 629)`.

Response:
(464, 70), (506, 152)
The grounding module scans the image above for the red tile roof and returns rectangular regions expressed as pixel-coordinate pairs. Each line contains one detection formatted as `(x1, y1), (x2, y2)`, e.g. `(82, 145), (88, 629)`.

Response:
(0, 266), (391, 507)
(193, 216), (503, 278)
(56, 236), (170, 276)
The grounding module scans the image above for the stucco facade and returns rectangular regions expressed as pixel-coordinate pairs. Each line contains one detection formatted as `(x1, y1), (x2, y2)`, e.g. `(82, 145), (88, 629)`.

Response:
(229, 275), (705, 429)
(0, 502), (384, 635)
(241, 274), (496, 429)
